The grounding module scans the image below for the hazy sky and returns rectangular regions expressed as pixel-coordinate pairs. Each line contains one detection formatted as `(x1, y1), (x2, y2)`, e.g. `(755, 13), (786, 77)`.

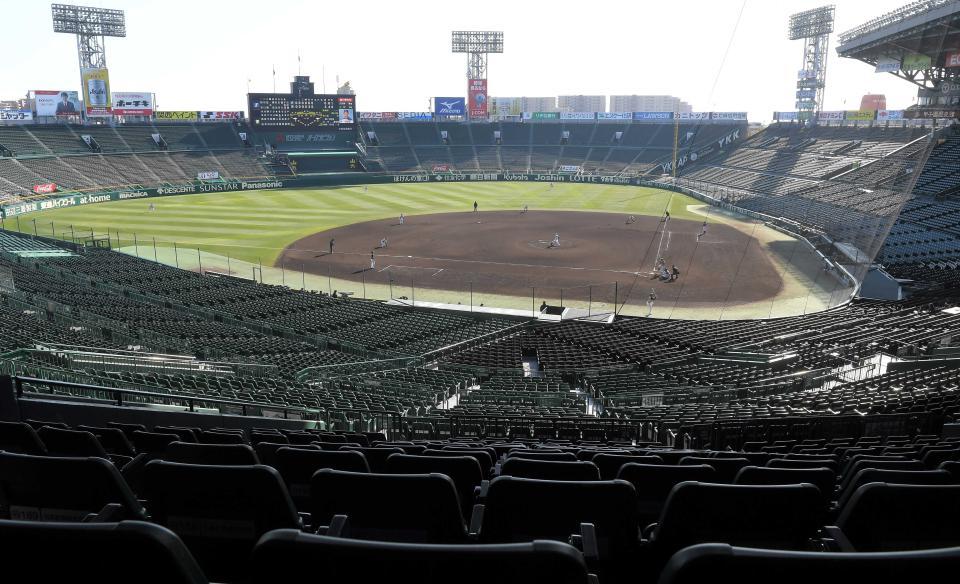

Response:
(2, 0), (925, 122)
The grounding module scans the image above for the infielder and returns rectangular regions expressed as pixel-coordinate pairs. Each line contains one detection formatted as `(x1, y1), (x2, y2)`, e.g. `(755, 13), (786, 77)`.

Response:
(549, 233), (560, 248)
(399, 213), (405, 225)
(380, 237), (387, 249)
(646, 289), (657, 317)
(697, 220), (708, 241)
(370, 251), (376, 270)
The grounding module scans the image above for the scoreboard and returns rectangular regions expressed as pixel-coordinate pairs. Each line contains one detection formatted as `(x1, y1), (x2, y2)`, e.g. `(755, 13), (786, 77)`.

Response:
(248, 93), (356, 130)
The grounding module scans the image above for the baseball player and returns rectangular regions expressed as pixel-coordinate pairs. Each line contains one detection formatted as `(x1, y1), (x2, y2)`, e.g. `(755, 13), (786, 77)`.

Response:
(550, 233), (560, 248)
(370, 251), (376, 270)
(663, 210), (670, 223)
(522, 204), (528, 214)
(380, 237), (387, 249)
(473, 201), (478, 214)
(697, 220), (708, 241)
(671, 265), (680, 281)
(399, 213), (405, 225)
(329, 238), (335, 254)
(646, 289), (657, 317)
(626, 215), (636, 225)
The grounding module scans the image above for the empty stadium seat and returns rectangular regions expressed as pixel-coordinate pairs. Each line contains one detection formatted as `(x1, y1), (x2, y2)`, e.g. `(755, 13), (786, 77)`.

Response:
(592, 453), (664, 480)
(0, 519), (208, 584)
(616, 463), (717, 525)
(499, 458), (601, 481)
(384, 453), (483, 518)
(163, 442), (259, 465)
(0, 420), (47, 455)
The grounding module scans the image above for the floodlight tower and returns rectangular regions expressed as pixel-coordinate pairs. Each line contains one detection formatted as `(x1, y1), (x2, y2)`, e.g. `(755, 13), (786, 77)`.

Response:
(452, 31), (503, 119)
(788, 5), (835, 122)
(52, 4), (126, 74)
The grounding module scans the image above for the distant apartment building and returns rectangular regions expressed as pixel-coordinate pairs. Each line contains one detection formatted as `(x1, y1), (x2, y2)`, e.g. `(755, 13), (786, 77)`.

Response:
(490, 96), (558, 116)
(609, 95), (692, 113)
(558, 95), (606, 113)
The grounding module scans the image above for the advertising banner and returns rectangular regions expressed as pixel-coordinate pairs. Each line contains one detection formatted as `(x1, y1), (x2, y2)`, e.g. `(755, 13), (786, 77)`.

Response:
(844, 110), (875, 121)
(559, 165), (581, 172)
(433, 97), (465, 116)
(775, 111), (799, 121)
(33, 183), (57, 195)
(523, 111), (560, 120)
(111, 92), (153, 115)
(432, 164), (450, 172)
(197, 171), (220, 180)
(0, 110), (32, 121)
(676, 112), (710, 120)
(877, 110), (904, 121)
(817, 110), (844, 120)
(81, 67), (111, 116)
(490, 97), (522, 117)
(155, 111), (198, 121)
(632, 111), (673, 120)
(903, 109), (960, 119)
(468, 78), (488, 118)
(711, 112), (747, 120)
(34, 90), (81, 117)
(596, 112), (633, 120)
(796, 89), (816, 99)
(358, 112), (382, 119)
(947, 50), (960, 68)
(199, 111), (243, 120)
(560, 112), (595, 120)
(875, 56), (901, 73)
(901, 53), (932, 70)
(396, 112), (433, 121)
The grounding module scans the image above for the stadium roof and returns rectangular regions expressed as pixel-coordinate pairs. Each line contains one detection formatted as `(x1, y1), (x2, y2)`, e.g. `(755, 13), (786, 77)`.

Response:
(837, 0), (960, 62)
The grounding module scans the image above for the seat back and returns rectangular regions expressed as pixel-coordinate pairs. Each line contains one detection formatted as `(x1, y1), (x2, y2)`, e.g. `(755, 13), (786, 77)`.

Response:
(0, 452), (145, 522)
(251, 530), (591, 584)
(0, 421), (47, 455)
(505, 451), (578, 462)
(339, 446), (404, 472)
(0, 519), (208, 584)
(309, 469), (467, 543)
(616, 463), (717, 524)
(276, 447), (369, 508)
(658, 542), (960, 584)
(163, 442), (259, 465)
(590, 454), (664, 480)
(500, 458), (600, 481)
(426, 448), (495, 474)
(385, 454), (482, 517)
(77, 426), (136, 456)
(142, 460), (300, 582)
(837, 469), (954, 510)
(254, 442), (316, 469)
(653, 482), (823, 555)
(678, 457), (750, 483)
(837, 483), (960, 551)
(36, 426), (108, 458)
(131, 431), (180, 453)
(767, 458), (839, 473)
(734, 466), (836, 503)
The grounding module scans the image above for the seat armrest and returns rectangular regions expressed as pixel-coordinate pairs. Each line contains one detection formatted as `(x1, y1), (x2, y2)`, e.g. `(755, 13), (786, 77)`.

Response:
(326, 514), (350, 538)
(298, 512), (312, 532)
(476, 480), (490, 501)
(823, 525), (856, 552)
(87, 503), (127, 523)
(586, 575), (600, 584)
(571, 522), (600, 564)
(469, 504), (485, 536)
(641, 522), (658, 541)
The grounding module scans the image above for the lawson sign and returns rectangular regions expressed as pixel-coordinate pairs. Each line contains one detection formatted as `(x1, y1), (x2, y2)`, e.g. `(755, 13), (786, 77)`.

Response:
(434, 97), (465, 116)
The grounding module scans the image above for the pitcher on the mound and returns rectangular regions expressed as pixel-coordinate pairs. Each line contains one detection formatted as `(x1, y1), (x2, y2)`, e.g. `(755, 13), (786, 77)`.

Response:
(549, 233), (560, 248)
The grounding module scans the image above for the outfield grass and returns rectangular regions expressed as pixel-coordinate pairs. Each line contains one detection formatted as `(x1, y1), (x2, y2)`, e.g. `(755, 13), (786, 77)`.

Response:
(7, 182), (697, 266)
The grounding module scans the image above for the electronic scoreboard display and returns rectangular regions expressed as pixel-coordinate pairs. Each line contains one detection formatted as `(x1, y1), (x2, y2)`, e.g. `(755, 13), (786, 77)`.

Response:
(248, 93), (356, 130)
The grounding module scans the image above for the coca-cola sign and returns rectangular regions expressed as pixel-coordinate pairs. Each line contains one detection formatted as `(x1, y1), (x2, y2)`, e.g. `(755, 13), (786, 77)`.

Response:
(33, 183), (58, 194)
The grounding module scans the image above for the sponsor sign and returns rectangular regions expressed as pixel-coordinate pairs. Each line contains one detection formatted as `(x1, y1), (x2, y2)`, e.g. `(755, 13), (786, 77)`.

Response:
(111, 92), (153, 115)
(197, 171), (220, 180)
(274, 133), (336, 144)
(155, 111), (198, 121)
(902, 53), (932, 70)
(490, 97), (522, 117)
(523, 111), (560, 120)
(468, 78), (488, 119)
(33, 183), (57, 195)
(34, 90), (81, 117)
(817, 110), (844, 121)
(199, 111), (243, 120)
(903, 109), (960, 119)
(797, 69), (817, 79)
(0, 109), (32, 121)
(559, 165), (581, 172)
(875, 56), (901, 73)
(433, 97), (465, 116)
(936, 79), (960, 97)
(775, 111), (799, 121)
(711, 112), (747, 120)
(81, 67), (111, 116)
(358, 112), (381, 119)
(632, 111), (673, 120)
(432, 164), (450, 172)
(877, 110), (904, 121)
(845, 110), (875, 121)
(396, 112), (433, 121)
(560, 112), (595, 120)
(796, 89), (816, 99)
(676, 112), (710, 120)
(947, 50), (960, 68)
(596, 112), (633, 120)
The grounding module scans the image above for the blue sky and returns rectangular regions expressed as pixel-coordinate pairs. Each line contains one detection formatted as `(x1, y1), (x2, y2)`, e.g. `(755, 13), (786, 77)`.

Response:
(1, 0), (926, 122)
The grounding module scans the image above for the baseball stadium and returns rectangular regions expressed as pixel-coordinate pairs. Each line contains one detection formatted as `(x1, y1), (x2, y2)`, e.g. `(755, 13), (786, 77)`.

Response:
(2, 1), (960, 582)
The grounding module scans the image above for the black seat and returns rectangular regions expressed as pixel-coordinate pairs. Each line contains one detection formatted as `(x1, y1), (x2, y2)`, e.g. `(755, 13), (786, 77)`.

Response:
(0, 452), (146, 522)
(476, 476), (639, 582)
(833, 483), (960, 551)
(500, 458), (601, 481)
(131, 431), (180, 453)
(644, 482), (823, 574)
(767, 458), (840, 473)
(251, 530), (592, 584)
(505, 451), (578, 462)
(77, 426), (137, 457)
(310, 469), (468, 543)
(836, 469), (954, 511)
(142, 460), (301, 582)
(678, 456), (749, 483)
(616, 463), (717, 525)
(276, 447), (369, 509)
(0, 519), (208, 584)
(838, 459), (925, 492)
(658, 543), (960, 584)
(385, 453), (482, 518)
(0, 421), (47, 455)
(198, 430), (246, 444)
(592, 454), (664, 480)
(163, 442), (259, 465)
(36, 426), (109, 458)
(339, 446), (403, 472)
(425, 448), (495, 475)
(734, 466), (836, 504)
(254, 442), (316, 469)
